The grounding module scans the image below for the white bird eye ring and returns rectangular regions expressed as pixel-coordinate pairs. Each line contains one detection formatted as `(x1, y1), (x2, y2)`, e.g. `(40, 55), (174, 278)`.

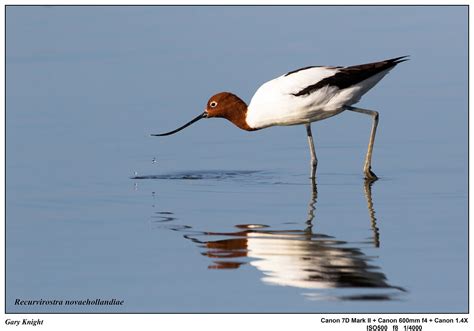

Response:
(210, 101), (218, 108)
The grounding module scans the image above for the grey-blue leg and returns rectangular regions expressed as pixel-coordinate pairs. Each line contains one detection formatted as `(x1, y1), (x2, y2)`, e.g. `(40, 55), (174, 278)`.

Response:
(305, 123), (317, 180)
(346, 105), (379, 180)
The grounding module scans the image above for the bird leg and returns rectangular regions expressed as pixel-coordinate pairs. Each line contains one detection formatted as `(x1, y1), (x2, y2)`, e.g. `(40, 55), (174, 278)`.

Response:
(305, 123), (318, 180)
(346, 105), (379, 180)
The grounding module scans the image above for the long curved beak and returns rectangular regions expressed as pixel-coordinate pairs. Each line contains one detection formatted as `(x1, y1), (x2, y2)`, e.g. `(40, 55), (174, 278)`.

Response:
(151, 111), (207, 136)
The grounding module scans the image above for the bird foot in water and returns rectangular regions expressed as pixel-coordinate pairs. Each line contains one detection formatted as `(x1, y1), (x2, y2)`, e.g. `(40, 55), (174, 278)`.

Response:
(364, 167), (378, 181)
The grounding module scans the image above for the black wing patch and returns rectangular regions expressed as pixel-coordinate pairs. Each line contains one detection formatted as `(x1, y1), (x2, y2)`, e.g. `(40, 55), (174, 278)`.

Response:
(292, 56), (408, 97)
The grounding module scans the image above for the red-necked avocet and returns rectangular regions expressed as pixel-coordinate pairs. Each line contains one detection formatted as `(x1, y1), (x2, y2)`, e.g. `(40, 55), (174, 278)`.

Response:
(152, 56), (408, 180)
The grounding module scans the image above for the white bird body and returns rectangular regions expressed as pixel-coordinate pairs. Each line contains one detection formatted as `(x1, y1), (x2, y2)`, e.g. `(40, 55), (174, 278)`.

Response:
(246, 66), (395, 129)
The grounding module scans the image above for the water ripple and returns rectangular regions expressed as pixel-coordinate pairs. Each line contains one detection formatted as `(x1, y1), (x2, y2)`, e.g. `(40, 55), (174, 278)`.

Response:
(131, 170), (262, 180)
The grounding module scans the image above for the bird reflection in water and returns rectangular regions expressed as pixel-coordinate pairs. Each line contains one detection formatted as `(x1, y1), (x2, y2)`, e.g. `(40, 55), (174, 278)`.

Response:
(183, 180), (405, 301)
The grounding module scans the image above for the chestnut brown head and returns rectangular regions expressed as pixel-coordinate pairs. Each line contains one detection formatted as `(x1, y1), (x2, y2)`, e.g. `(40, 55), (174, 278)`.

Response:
(205, 92), (242, 117)
(204, 92), (252, 130)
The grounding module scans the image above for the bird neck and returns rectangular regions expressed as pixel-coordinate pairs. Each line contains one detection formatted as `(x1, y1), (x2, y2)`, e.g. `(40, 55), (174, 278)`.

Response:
(221, 95), (255, 131)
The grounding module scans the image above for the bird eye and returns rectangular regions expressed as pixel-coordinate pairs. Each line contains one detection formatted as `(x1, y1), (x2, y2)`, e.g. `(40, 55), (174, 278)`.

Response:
(209, 101), (218, 108)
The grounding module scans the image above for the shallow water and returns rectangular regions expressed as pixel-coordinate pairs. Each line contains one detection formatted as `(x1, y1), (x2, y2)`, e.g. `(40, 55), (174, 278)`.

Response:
(6, 6), (467, 313)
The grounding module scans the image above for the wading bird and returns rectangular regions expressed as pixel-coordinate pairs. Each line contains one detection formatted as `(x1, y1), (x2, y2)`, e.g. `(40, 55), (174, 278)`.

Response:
(152, 56), (408, 180)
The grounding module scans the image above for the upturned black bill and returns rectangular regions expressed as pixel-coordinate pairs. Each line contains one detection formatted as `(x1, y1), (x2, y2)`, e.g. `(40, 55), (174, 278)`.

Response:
(151, 112), (207, 136)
